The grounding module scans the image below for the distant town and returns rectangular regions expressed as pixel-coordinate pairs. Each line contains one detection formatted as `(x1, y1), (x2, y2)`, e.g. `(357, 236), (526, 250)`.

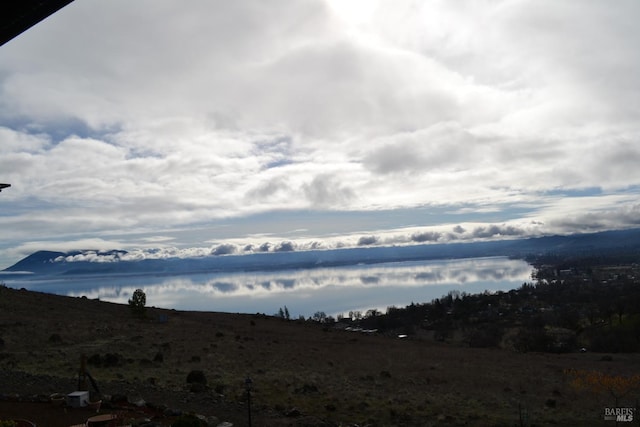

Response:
(329, 251), (640, 354)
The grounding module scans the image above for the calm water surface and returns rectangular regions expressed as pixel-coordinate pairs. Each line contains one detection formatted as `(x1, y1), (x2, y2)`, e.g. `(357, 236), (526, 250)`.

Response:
(6, 256), (532, 318)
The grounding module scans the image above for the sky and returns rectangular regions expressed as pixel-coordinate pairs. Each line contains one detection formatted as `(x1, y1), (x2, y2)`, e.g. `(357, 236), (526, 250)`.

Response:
(1, 0), (640, 269)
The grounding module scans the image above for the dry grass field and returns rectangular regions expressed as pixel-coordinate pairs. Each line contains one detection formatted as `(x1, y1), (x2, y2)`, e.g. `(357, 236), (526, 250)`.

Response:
(1, 286), (639, 426)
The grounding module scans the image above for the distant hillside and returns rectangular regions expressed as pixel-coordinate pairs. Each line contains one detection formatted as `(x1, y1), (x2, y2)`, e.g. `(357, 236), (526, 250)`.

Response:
(4, 228), (640, 277)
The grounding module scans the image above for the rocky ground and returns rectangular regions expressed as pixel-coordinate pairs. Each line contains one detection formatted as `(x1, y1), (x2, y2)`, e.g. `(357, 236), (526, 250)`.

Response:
(1, 285), (639, 426)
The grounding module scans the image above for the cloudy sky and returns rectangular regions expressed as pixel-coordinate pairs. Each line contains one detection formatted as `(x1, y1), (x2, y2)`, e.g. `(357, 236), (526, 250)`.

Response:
(1, 0), (640, 269)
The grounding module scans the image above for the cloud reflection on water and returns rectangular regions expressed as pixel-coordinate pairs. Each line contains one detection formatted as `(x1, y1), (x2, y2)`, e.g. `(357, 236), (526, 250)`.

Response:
(52, 256), (532, 317)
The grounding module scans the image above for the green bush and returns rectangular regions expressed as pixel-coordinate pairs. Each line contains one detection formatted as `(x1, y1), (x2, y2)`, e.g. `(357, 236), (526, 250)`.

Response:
(128, 289), (146, 316)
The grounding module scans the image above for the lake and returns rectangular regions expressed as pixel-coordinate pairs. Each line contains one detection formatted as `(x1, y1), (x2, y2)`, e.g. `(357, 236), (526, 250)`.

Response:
(3, 256), (533, 318)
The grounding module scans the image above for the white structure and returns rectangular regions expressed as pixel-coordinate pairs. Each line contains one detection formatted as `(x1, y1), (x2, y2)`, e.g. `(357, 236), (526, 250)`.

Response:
(66, 391), (89, 408)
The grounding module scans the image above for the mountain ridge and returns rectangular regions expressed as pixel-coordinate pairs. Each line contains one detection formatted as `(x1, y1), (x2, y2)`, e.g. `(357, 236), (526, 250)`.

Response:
(4, 228), (640, 278)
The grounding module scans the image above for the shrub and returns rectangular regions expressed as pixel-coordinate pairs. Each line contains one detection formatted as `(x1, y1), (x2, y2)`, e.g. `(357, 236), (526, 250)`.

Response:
(465, 324), (504, 348)
(128, 289), (146, 316)
(186, 370), (207, 385)
(567, 368), (640, 406)
(103, 353), (124, 367)
(589, 327), (639, 353)
(512, 326), (552, 352)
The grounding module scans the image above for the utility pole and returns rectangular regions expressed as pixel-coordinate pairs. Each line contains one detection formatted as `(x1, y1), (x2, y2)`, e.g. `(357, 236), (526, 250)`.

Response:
(245, 377), (253, 427)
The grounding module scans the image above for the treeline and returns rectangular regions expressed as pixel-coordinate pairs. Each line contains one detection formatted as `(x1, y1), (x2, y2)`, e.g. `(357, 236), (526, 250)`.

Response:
(316, 254), (640, 353)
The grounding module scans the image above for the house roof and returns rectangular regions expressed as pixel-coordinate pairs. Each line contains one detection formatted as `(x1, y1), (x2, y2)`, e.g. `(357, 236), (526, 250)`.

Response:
(1, 0), (75, 47)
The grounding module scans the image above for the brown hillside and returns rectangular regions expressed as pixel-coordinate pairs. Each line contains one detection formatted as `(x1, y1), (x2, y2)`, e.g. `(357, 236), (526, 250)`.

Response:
(0, 286), (638, 426)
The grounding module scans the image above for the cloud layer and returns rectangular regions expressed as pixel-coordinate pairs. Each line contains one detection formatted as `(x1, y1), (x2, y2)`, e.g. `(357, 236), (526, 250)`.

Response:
(1, 0), (640, 267)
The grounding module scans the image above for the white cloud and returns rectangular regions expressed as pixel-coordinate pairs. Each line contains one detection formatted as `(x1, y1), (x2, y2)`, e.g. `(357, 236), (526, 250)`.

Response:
(1, 0), (640, 268)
